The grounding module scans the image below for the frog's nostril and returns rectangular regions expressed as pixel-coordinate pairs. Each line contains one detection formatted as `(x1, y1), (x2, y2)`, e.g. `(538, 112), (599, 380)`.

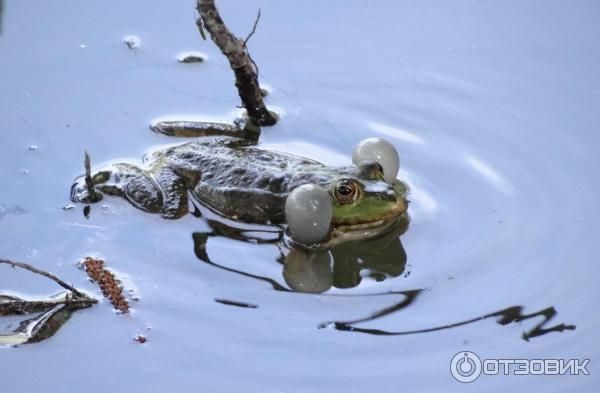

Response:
(353, 160), (385, 181)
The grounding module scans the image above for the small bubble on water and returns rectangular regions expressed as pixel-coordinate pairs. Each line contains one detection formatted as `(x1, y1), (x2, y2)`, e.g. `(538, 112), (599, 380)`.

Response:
(62, 204), (75, 210)
(28, 145), (38, 151)
(123, 35), (141, 49)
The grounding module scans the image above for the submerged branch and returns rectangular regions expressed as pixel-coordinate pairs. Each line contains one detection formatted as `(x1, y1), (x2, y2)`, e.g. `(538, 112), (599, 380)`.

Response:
(0, 291), (96, 316)
(196, 0), (276, 126)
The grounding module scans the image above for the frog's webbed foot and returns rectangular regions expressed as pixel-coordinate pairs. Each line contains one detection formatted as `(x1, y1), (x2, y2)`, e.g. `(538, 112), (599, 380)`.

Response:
(70, 163), (164, 214)
(70, 170), (110, 204)
(150, 119), (260, 142)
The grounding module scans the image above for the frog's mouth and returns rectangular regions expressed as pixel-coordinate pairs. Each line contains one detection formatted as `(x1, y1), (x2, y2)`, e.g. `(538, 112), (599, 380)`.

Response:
(328, 202), (408, 246)
(330, 198), (407, 231)
(283, 205), (408, 250)
(330, 216), (402, 244)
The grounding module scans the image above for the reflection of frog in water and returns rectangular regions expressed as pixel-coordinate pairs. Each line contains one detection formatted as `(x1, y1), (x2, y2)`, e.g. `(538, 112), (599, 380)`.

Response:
(192, 212), (409, 294)
(70, 121), (408, 246)
(282, 215), (408, 293)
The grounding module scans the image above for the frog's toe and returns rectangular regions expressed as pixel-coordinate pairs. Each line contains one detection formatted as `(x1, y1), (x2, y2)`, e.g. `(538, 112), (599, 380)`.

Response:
(70, 176), (104, 204)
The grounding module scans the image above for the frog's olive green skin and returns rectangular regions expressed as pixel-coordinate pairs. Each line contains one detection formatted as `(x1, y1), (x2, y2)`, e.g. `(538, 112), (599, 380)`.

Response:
(71, 125), (409, 237)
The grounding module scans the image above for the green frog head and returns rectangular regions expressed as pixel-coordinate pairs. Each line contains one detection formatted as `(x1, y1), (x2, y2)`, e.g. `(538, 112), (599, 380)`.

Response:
(329, 160), (408, 227)
(285, 160), (409, 246)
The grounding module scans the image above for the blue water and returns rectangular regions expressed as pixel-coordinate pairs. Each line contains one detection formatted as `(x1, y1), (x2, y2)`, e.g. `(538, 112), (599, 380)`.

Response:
(1, 1), (599, 392)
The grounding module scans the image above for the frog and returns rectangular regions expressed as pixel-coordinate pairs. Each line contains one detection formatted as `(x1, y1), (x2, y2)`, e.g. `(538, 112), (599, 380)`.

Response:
(70, 120), (409, 244)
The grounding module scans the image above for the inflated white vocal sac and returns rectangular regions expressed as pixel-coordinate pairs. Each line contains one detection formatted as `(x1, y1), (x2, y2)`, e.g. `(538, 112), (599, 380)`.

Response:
(352, 137), (400, 183)
(284, 184), (332, 244)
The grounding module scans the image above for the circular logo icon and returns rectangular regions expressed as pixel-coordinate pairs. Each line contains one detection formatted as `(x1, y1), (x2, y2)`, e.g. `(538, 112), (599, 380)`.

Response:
(450, 351), (482, 383)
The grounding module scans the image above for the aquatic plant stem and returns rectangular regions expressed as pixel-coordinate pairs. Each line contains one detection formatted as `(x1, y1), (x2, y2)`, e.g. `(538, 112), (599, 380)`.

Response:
(196, 0), (277, 126)
(83, 150), (101, 203)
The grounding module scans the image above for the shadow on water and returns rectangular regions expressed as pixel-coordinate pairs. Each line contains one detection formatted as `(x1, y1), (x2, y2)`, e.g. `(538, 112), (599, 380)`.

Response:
(192, 214), (575, 341)
(325, 298), (576, 341)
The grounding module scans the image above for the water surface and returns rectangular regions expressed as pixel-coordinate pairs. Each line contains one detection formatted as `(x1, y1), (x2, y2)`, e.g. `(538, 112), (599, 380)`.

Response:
(1, 1), (599, 392)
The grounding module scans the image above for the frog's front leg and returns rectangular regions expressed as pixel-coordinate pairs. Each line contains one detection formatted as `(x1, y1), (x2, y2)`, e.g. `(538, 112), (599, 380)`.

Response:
(151, 165), (192, 219)
(70, 163), (164, 214)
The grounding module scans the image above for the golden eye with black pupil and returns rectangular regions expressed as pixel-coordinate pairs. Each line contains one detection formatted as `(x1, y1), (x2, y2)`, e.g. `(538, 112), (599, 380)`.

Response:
(333, 180), (358, 204)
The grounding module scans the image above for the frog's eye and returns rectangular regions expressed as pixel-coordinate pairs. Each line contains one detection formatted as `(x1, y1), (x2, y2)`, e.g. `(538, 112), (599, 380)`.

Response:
(333, 180), (358, 204)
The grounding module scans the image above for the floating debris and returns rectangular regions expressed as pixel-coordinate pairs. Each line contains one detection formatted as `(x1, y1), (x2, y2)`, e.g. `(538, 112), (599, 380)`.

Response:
(123, 35), (141, 49)
(133, 334), (147, 344)
(176, 51), (205, 63)
(28, 145), (38, 151)
(0, 258), (97, 346)
(214, 298), (258, 309)
(82, 257), (129, 313)
(83, 205), (91, 219)
(62, 204), (75, 211)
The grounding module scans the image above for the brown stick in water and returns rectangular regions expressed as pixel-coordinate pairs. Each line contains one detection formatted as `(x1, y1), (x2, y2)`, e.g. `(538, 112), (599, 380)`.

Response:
(196, 0), (277, 126)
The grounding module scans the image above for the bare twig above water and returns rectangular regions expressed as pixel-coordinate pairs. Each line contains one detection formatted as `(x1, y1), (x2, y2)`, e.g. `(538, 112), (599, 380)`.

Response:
(243, 9), (261, 47)
(196, 0), (276, 126)
(0, 258), (85, 298)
